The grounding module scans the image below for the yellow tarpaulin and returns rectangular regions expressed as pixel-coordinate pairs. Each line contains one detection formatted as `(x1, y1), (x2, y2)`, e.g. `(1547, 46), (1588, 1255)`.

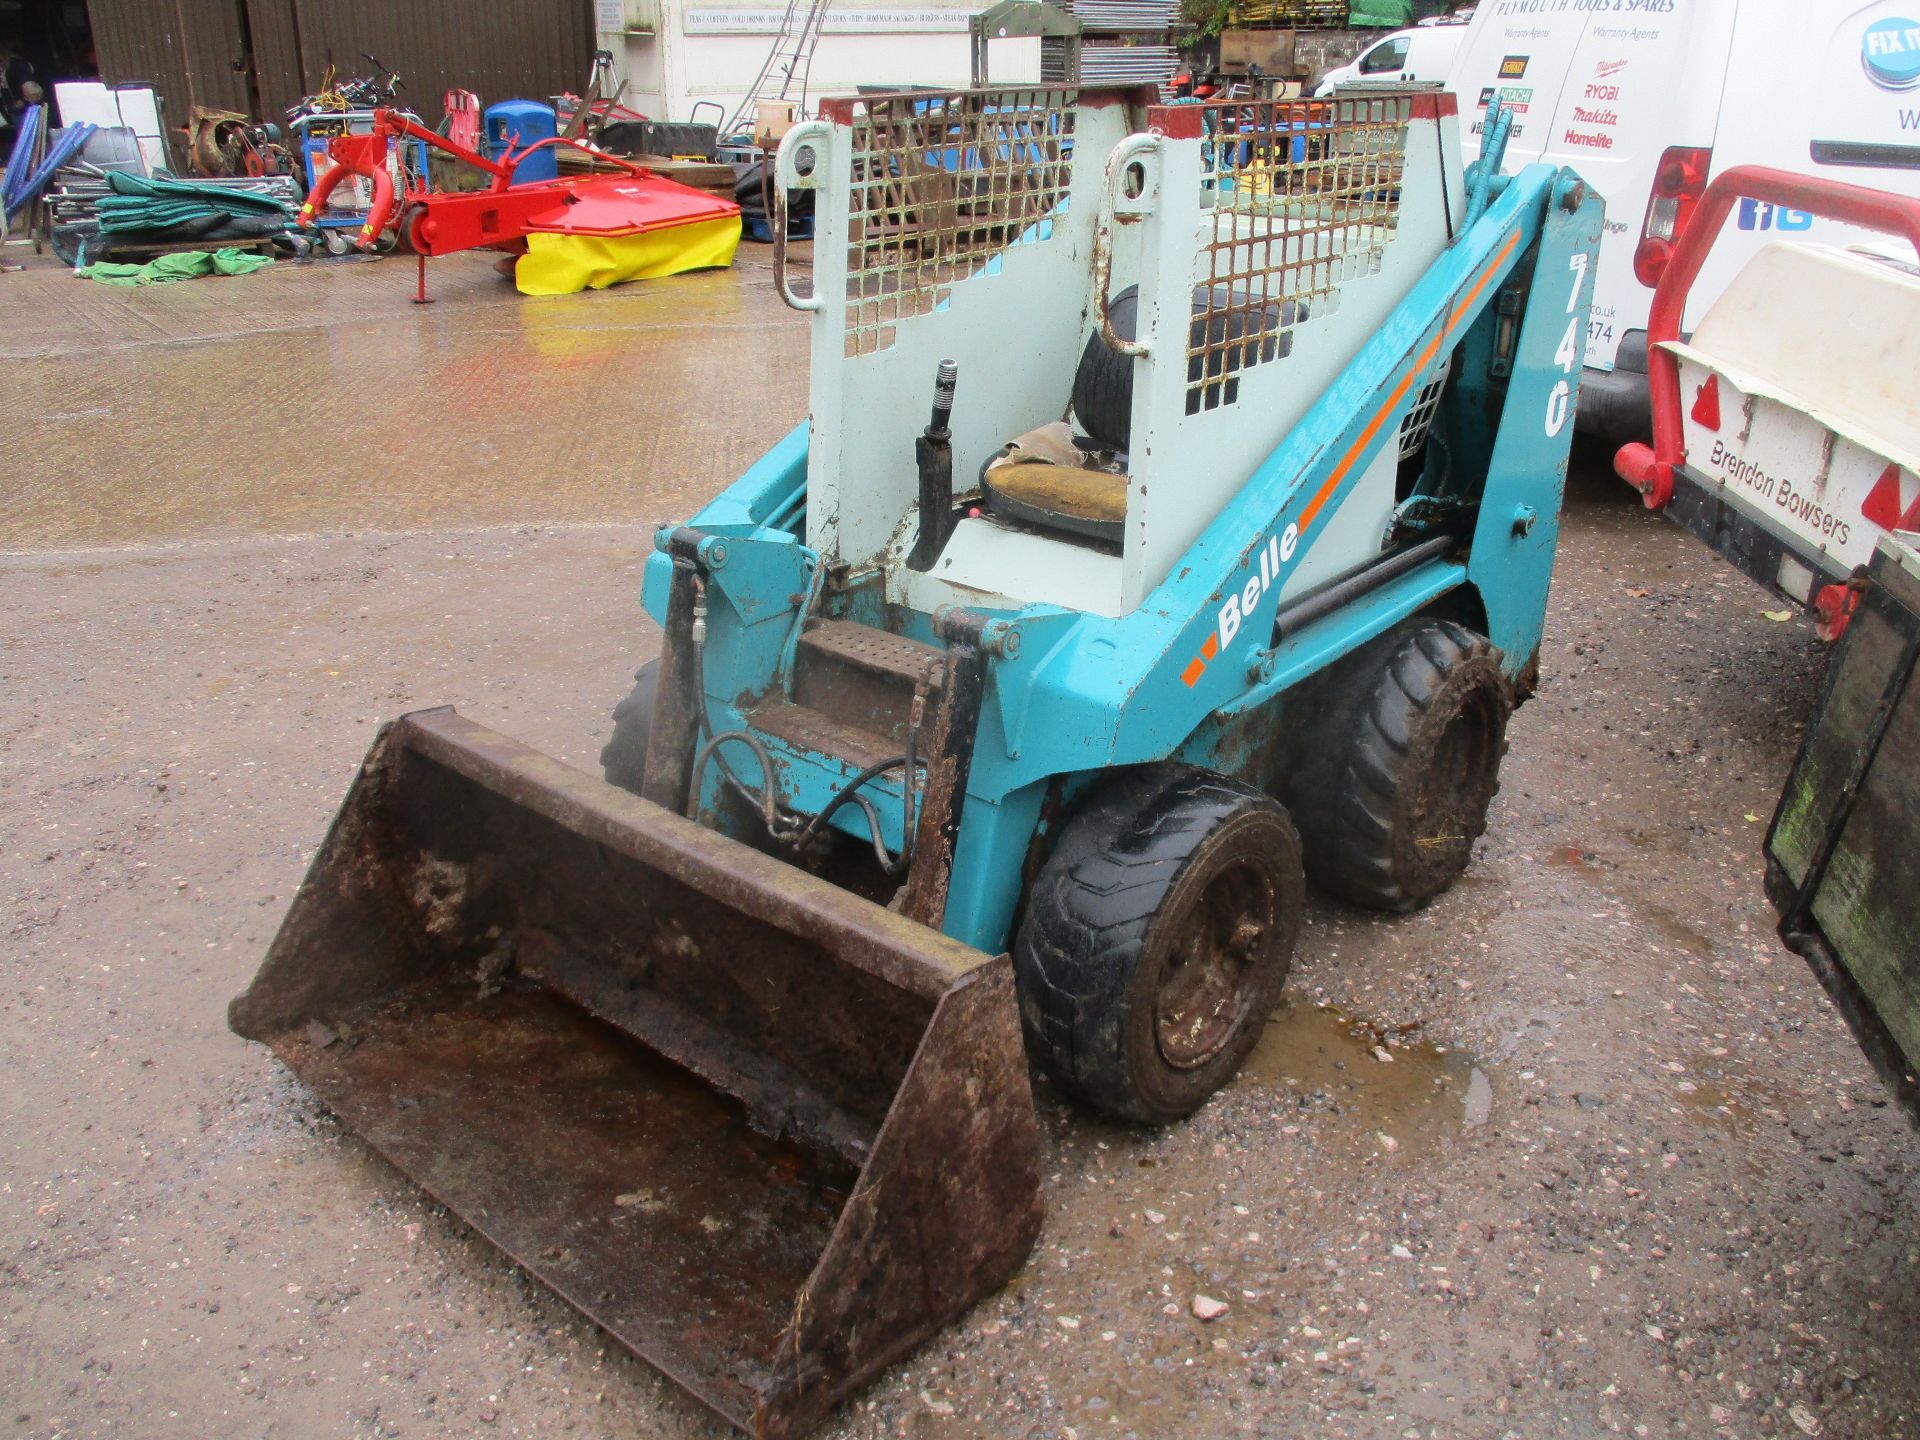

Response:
(514, 216), (742, 296)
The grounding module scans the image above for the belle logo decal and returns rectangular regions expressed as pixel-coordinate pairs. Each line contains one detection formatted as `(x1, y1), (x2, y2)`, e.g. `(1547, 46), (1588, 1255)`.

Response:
(1863, 17), (1920, 91)
(1182, 527), (1298, 688)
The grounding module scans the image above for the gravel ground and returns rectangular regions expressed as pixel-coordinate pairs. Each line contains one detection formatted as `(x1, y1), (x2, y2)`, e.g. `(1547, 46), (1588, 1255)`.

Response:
(2, 257), (1915, 1440)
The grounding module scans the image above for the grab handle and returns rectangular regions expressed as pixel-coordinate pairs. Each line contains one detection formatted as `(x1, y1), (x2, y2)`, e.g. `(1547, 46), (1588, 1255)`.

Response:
(1091, 132), (1162, 356)
(773, 121), (832, 312)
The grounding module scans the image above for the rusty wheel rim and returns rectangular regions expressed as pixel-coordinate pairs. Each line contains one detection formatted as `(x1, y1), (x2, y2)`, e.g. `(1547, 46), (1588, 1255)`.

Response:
(1154, 861), (1276, 1071)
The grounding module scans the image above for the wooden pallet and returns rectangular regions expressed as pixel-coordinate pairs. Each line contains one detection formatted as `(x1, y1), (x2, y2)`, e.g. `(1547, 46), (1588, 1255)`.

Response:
(1229, 0), (1348, 27)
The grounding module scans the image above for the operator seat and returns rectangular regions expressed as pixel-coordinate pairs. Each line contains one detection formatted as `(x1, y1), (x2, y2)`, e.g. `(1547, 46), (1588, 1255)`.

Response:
(981, 284), (1302, 544)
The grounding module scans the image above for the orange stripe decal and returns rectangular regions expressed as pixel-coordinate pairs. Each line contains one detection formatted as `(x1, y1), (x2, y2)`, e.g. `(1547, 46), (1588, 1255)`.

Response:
(1298, 231), (1524, 533)
(1182, 230), (1525, 695)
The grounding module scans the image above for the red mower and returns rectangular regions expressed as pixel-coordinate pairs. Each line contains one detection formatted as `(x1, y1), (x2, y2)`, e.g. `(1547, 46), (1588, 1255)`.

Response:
(299, 107), (741, 298)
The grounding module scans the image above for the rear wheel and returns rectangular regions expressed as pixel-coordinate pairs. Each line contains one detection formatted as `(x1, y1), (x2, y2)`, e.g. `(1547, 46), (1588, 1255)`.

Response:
(600, 658), (660, 796)
(1296, 619), (1511, 911)
(1013, 765), (1305, 1124)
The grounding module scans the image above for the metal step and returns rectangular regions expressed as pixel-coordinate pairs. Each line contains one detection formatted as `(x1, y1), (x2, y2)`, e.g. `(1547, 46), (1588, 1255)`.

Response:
(800, 619), (946, 687)
(792, 619), (944, 748)
(750, 699), (901, 773)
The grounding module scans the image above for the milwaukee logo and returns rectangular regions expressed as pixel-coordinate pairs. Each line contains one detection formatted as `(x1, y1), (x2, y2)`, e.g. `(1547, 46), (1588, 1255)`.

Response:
(1593, 58), (1629, 79)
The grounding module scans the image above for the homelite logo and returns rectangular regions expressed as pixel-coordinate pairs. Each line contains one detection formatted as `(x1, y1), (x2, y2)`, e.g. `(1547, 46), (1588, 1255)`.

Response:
(1863, 16), (1920, 91)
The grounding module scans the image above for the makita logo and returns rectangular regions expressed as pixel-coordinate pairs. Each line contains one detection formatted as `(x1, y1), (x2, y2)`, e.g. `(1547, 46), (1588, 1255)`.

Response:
(1571, 105), (1618, 125)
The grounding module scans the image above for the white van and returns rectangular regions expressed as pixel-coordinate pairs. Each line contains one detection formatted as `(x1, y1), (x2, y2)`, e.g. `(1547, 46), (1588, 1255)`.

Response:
(1447, 1), (1920, 439)
(1313, 24), (1469, 97)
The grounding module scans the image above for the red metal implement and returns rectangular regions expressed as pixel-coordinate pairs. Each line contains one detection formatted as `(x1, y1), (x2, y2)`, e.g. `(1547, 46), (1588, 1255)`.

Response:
(299, 106), (739, 259)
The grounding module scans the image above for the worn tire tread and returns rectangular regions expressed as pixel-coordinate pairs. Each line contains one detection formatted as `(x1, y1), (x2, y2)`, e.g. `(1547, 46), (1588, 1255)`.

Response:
(599, 658), (660, 796)
(1013, 765), (1302, 1124)
(1298, 619), (1512, 913)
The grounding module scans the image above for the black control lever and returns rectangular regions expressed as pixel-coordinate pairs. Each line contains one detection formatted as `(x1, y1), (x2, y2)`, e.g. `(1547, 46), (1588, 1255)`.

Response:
(907, 359), (960, 572)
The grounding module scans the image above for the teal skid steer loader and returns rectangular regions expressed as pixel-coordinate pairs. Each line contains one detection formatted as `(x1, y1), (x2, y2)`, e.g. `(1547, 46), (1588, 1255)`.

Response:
(231, 89), (1598, 1438)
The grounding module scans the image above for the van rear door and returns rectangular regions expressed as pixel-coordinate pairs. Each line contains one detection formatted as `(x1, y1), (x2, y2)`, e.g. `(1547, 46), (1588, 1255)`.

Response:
(1697, 3), (1920, 314)
(1448, 1), (1735, 371)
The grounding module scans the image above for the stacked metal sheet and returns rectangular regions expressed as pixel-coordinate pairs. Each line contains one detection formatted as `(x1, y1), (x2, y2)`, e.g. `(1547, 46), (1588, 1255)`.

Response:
(48, 165), (300, 266)
(1078, 43), (1184, 85)
(1059, 0), (1183, 32)
(1048, 0), (1184, 91)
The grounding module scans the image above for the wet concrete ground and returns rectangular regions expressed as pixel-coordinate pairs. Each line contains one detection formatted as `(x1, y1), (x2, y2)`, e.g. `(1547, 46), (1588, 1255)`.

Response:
(3, 251), (1916, 1440)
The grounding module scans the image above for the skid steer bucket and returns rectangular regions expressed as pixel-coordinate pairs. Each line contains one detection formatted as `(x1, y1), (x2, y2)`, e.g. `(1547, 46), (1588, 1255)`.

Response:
(229, 708), (1042, 1439)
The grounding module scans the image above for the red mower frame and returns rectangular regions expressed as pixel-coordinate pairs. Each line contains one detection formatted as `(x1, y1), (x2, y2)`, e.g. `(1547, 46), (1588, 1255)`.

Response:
(300, 106), (659, 254)
(298, 107), (739, 301)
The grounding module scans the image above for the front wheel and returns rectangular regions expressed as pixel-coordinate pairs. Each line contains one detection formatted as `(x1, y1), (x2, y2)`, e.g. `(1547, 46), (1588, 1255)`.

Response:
(1013, 765), (1305, 1125)
(600, 658), (660, 796)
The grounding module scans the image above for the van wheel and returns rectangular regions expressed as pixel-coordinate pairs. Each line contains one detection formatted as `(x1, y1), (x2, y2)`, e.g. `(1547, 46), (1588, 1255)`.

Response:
(600, 658), (660, 796)
(1298, 620), (1512, 912)
(1013, 765), (1304, 1125)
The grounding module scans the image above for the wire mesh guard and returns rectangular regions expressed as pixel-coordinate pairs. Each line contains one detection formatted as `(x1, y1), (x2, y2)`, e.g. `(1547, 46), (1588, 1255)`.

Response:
(842, 88), (1077, 357)
(1183, 95), (1412, 414)
(1398, 366), (1450, 459)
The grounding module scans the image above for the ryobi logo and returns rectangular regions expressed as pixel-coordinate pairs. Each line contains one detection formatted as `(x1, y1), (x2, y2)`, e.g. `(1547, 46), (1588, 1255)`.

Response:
(1181, 524), (1299, 688)
(1863, 17), (1920, 92)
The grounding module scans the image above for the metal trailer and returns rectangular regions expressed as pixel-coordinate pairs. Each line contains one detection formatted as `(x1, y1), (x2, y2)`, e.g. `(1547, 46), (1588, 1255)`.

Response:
(1769, 531), (1920, 1129)
(1615, 168), (1920, 641)
(231, 85), (1601, 1439)
(1610, 166), (1920, 1124)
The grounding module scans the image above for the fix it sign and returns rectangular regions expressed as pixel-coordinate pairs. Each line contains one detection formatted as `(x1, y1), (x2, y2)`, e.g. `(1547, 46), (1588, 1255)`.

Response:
(1816, 4), (1920, 148)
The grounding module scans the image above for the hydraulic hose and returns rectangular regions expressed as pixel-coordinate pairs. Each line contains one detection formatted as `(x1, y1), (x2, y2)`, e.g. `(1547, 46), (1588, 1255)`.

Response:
(684, 569), (923, 872)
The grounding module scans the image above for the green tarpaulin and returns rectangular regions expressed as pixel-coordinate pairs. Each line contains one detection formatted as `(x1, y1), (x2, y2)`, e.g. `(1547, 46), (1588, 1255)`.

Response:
(78, 248), (275, 286)
(1348, 0), (1413, 25)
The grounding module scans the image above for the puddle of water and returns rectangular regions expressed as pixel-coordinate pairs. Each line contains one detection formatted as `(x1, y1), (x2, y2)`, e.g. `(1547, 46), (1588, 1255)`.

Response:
(1240, 1000), (1491, 1148)
(1644, 904), (1714, 956)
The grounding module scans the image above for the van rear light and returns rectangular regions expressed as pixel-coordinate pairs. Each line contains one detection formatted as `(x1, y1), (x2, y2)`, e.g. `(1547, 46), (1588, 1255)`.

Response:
(1634, 146), (1713, 287)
